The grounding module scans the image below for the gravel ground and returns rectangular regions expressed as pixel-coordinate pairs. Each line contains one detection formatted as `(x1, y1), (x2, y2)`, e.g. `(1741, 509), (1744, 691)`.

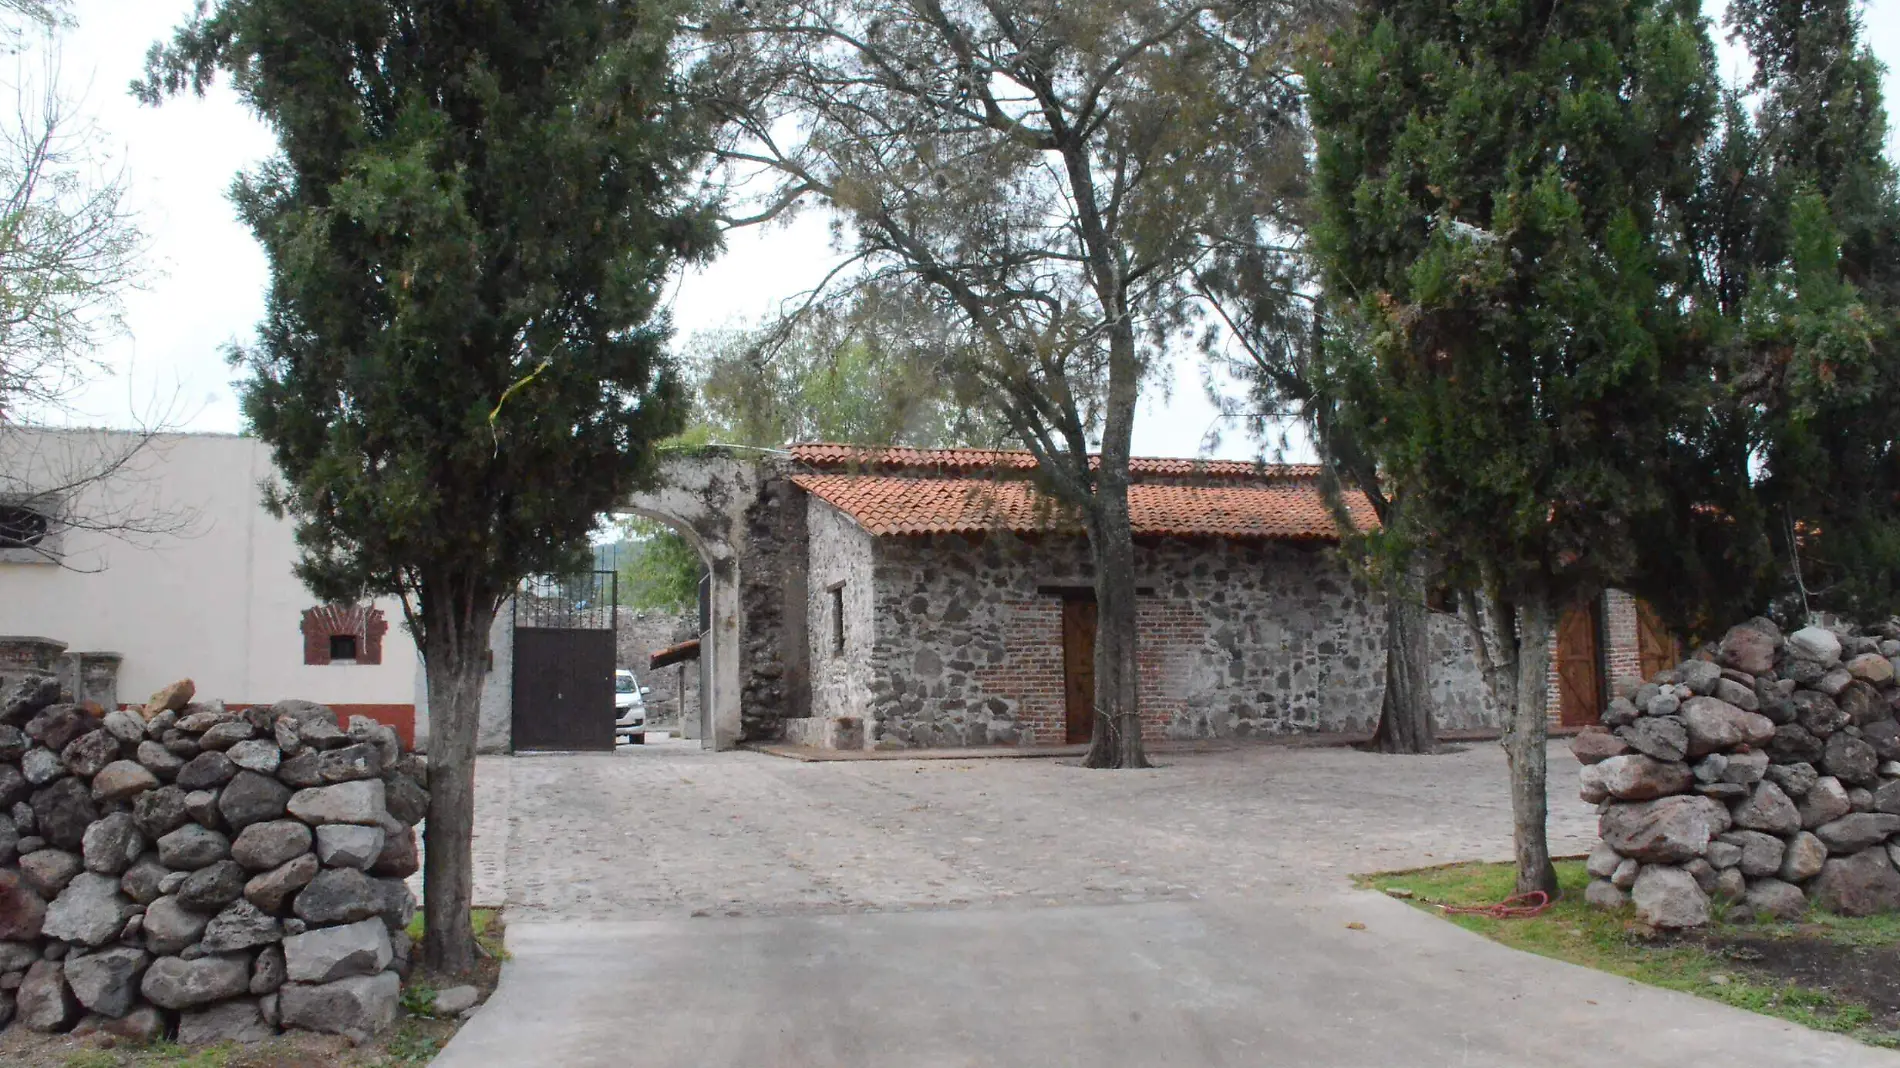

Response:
(480, 738), (1598, 922)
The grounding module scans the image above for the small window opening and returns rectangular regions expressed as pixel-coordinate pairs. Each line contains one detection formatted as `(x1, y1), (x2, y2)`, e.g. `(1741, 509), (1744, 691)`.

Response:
(830, 584), (846, 655)
(0, 505), (49, 549)
(329, 634), (359, 662)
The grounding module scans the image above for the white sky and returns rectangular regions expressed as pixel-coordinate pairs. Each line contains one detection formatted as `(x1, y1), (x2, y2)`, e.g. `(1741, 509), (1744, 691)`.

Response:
(47, 0), (1900, 462)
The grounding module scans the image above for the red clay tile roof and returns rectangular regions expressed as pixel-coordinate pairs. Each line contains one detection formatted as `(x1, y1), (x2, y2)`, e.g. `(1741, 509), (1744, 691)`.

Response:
(791, 474), (1378, 541)
(649, 638), (700, 670)
(789, 443), (1321, 480)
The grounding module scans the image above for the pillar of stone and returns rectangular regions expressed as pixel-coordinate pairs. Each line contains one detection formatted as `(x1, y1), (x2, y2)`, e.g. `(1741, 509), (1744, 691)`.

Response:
(0, 634), (67, 696)
(62, 650), (123, 709)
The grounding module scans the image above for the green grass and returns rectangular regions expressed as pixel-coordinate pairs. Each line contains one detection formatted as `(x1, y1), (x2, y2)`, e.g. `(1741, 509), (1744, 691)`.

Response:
(63, 1043), (234, 1068)
(404, 907), (506, 961)
(373, 1022), (445, 1066)
(1360, 859), (1899, 1047)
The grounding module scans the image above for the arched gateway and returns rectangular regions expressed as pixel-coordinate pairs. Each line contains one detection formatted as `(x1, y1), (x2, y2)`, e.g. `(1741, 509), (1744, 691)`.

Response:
(618, 449), (805, 751)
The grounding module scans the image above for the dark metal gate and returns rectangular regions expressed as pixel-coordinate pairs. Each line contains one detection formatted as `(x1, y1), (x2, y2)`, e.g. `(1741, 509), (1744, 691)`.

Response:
(512, 570), (617, 751)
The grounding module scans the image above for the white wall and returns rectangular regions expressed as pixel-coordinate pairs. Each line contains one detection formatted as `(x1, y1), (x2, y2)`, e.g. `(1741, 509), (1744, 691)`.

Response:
(411, 604), (514, 755)
(0, 429), (420, 708)
(806, 497), (876, 732)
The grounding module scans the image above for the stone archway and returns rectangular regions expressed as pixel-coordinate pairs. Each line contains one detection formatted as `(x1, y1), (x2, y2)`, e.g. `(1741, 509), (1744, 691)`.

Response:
(619, 451), (765, 751)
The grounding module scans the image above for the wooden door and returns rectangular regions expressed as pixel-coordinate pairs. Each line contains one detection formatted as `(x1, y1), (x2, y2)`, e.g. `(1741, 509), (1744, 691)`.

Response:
(1555, 599), (1605, 727)
(1635, 599), (1681, 682)
(512, 627), (617, 751)
(1062, 599), (1097, 744)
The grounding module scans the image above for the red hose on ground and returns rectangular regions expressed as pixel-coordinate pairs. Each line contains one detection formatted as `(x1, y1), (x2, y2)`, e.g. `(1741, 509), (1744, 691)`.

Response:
(1433, 890), (1552, 919)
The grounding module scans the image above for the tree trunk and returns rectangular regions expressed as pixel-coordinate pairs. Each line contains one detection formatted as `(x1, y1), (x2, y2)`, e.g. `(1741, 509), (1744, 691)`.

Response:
(1501, 592), (1558, 896)
(418, 590), (496, 975)
(1371, 561), (1436, 754)
(1082, 299), (1149, 770)
(1084, 476), (1149, 769)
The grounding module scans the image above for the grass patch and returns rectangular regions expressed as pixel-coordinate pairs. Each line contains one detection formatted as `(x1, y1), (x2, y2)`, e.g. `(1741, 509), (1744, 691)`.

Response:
(1360, 859), (1900, 1048)
(59, 1042), (238, 1068)
(405, 907), (506, 963)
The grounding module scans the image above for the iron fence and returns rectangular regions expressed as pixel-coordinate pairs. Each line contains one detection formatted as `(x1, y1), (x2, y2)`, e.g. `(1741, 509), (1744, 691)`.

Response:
(515, 570), (618, 630)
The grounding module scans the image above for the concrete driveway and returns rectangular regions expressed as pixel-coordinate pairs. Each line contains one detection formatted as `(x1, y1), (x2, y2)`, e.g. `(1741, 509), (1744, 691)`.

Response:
(435, 741), (1898, 1068)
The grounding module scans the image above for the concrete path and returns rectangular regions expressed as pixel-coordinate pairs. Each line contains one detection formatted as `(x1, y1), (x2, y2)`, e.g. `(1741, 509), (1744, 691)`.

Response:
(435, 741), (1900, 1067)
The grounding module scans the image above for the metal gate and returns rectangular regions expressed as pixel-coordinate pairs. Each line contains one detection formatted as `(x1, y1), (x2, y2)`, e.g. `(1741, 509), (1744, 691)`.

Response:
(511, 570), (617, 752)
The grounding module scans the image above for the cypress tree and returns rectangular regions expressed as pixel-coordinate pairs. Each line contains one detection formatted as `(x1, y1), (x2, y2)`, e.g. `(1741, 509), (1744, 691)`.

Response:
(1306, 0), (1724, 893)
(138, 0), (715, 970)
(1728, 0), (1900, 620)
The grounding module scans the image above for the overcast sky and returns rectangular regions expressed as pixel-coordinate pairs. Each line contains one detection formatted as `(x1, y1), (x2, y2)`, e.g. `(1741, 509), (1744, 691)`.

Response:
(47, 0), (1900, 461)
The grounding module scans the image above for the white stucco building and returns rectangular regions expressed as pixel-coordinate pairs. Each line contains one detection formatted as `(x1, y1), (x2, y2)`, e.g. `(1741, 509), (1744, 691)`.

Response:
(0, 428), (422, 744)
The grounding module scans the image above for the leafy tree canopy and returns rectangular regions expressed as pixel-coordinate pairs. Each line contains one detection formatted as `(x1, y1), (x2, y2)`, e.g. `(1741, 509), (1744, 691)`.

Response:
(687, 290), (1012, 450)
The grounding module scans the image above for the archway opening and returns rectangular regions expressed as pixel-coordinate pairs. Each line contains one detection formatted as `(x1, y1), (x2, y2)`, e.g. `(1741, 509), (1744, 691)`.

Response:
(605, 507), (713, 744)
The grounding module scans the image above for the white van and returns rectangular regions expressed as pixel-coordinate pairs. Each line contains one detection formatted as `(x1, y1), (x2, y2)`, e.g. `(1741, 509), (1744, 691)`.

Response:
(614, 669), (648, 742)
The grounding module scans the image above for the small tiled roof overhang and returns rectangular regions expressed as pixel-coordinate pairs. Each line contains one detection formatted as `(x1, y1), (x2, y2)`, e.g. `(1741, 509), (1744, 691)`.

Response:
(649, 638), (701, 670)
(790, 443), (1322, 481)
(791, 474), (1378, 541)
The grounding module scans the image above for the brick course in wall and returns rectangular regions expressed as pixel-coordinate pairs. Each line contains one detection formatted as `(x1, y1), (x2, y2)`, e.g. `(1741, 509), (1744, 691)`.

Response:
(1601, 590), (1644, 696)
(1134, 599), (1209, 743)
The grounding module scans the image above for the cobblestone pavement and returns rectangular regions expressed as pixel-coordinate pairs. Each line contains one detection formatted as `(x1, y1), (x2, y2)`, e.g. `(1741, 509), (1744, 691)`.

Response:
(482, 738), (1597, 921)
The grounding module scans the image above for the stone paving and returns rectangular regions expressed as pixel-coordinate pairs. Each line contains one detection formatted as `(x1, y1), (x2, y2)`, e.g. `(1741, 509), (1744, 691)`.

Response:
(477, 738), (1598, 921)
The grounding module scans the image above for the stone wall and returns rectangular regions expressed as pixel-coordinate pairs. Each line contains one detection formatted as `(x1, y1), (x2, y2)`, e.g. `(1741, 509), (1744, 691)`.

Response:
(737, 475), (809, 741)
(805, 499), (877, 738)
(863, 532), (1398, 747)
(1428, 613), (1502, 731)
(1575, 619), (1900, 928)
(614, 610), (696, 728)
(412, 604), (512, 755)
(0, 675), (425, 1043)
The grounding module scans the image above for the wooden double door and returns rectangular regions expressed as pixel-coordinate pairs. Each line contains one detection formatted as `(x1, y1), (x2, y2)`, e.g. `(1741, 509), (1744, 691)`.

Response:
(1555, 595), (1681, 727)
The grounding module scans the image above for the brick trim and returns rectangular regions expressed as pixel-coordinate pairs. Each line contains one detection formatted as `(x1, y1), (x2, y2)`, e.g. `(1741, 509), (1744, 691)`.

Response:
(300, 604), (389, 666)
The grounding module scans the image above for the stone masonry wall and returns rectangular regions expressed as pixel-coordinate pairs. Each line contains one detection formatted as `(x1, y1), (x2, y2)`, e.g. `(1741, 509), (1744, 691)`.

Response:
(806, 500), (877, 733)
(1428, 613), (1502, 731)
(0, 675), (426, 1044)
(735, 473), (809, 743)
(863, 532), (1398, 747)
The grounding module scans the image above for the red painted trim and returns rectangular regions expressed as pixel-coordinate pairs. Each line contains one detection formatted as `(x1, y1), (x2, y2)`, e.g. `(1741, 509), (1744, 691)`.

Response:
(325, 704), (415, 750)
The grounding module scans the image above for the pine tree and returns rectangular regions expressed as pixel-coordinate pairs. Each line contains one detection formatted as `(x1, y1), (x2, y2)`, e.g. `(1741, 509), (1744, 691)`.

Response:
(137, 0), (715, 971)
(1306, 0), (1724, 893)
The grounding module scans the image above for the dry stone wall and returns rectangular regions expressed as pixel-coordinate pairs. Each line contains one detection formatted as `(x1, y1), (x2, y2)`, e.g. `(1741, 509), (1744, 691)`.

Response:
(0, 674), (426, 1044)
(1574, 618), (1900, 928)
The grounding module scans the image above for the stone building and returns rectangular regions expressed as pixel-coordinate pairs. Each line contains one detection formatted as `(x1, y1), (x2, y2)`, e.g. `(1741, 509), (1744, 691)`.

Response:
(792, 448), (1405, 747)
(618, 444), (1536, 751)
(0, 430), (1673, 755)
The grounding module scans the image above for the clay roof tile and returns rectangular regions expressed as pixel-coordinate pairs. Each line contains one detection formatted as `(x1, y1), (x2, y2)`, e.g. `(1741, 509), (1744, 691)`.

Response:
(790, 474), (1377, 541)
